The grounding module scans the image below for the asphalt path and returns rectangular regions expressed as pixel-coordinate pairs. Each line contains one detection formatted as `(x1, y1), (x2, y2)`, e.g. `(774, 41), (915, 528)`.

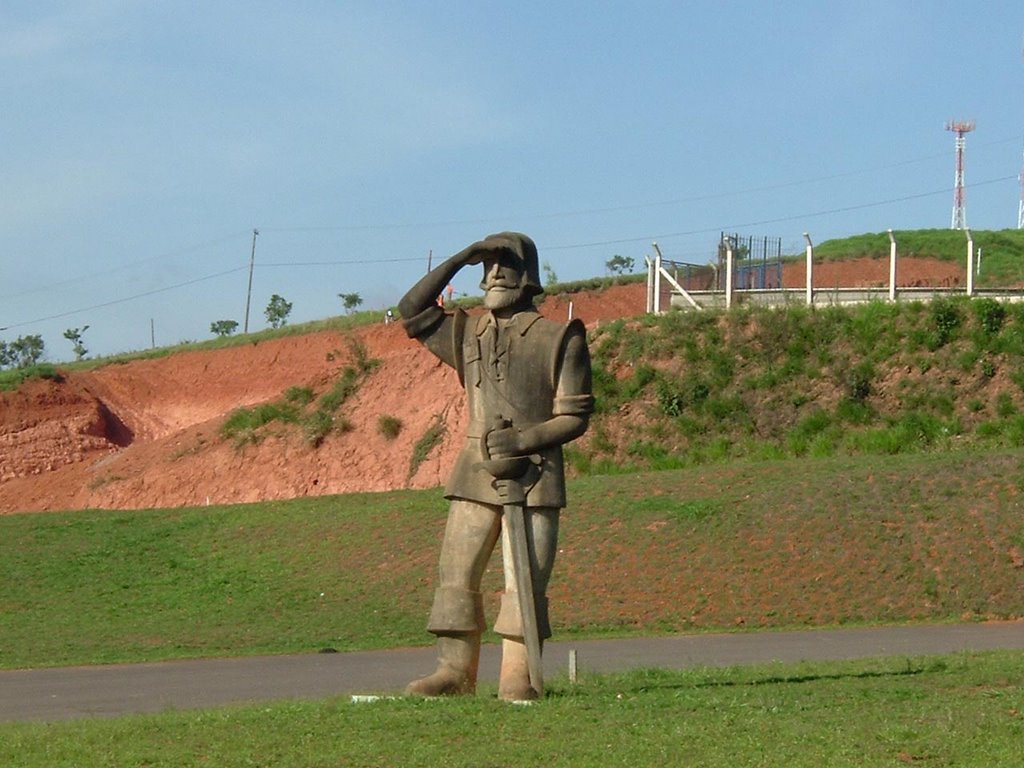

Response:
(2, 621), (1022, 723)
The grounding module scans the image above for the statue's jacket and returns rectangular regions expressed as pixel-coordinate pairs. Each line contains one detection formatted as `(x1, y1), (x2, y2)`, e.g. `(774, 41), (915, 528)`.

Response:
(404, 304), (594, 509)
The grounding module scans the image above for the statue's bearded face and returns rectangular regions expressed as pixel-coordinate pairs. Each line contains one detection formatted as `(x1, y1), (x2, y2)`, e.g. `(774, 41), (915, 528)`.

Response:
(480, 251), (528, 311)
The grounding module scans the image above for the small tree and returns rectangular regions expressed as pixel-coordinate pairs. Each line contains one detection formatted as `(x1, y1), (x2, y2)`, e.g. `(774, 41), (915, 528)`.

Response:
(8, 334), (45, 368)
(339, 292), (363, 314)
(0, 341), (12, 368)
(606, 255), (635, 276)
(63, 326), (90, 360)
(264, 294), (293, 329)
(541, 261), (559, 287)
(210, 319), (239, 337)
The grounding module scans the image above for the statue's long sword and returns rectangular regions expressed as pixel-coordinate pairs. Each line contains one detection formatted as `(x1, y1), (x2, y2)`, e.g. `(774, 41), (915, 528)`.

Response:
(478, 419), (544, 697)
(500, 483), (544, 697)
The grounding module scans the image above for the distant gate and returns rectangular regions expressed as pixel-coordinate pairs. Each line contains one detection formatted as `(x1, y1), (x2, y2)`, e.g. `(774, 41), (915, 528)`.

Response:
(719, 233), (783, 290)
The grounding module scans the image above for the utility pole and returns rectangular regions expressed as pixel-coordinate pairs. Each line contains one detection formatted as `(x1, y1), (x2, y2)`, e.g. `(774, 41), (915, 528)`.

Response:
(243, 228), (259, 333)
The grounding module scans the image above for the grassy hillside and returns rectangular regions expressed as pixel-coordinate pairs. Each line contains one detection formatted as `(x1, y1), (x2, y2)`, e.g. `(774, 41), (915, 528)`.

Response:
(811, 228), (1024, 287)
(5, 237), (1024, 674)
(577, 295), (1024, 474)
(2, 448), (1022, 670)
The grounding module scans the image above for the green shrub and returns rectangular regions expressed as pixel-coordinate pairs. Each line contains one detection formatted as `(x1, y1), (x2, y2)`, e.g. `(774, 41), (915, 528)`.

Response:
(303, 410), (335, 447)
(220, 402), (301, 444)
(349, 336), (380, 374)
(590, 361), (620, 413)
(843, 361), (874, 402)
(704, 396), (750, 427)
(976, 420), (1003, 439)
(786, 409), (833, 456)
(996, 392), (1017, 418)
(995, 308), (1024, 355)
(654, 375), (686, 417)
(972, 298), (1006, 336)
(844, 411), (953, 455)
(1003, 415), (1024, 446)
(378, 415), (403, 440)
(284, 386), (314, 405)
(929, 298), (963, 349)
(957, 348), (980, 373)
(319, 368), (360, 412)
(848, 300), (900, 357)
(836, 398), (874, 425)
(408, 415), (447, 480)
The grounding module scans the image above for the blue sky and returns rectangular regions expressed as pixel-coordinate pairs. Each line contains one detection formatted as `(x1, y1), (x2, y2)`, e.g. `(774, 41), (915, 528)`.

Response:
(2, 1), (1023, 360)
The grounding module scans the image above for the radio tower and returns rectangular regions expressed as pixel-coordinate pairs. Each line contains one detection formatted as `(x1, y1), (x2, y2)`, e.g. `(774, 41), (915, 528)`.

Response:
(946, 119), (975, 230)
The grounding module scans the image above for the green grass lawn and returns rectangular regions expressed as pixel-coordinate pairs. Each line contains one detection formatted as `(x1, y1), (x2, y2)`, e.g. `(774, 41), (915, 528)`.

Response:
(2, 404), (1023, 767)
(1, 652), (1021, 767)
(2, 449), (1023, 671)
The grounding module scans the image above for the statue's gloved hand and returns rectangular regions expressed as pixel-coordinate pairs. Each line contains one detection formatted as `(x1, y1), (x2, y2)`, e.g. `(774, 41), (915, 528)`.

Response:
(458, 235), (518, 267)
(456, 240), (490, 266)
(485, 427), (523, 459)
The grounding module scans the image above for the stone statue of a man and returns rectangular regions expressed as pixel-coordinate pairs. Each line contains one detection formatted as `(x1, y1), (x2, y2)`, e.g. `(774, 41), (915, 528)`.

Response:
(398, 232), (593, 701)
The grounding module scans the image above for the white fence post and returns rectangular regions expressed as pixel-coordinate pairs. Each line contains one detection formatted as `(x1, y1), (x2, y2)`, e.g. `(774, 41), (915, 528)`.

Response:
(887, 229), (897, 302)
(722, 236), (735, 309)
(965, 228), (974, 297)
(652, 242), (663, 313)
(803, 233), (814, 306)
(645, 255), (655, 313)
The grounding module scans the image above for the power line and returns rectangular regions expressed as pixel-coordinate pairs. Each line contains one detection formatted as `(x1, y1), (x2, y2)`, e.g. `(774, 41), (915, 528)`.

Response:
(2, 266), (248, 331)
(7, 139), (1019, 302)
(259, 257), (425, 267)
(0, 231), (252, 302)
(259, 138), (1023, 231)
(545, 175), (1017, 251)
(5, 175), (1015, 331)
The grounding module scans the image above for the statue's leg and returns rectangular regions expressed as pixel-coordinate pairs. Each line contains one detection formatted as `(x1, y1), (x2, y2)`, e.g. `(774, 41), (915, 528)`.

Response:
(494, 506), (560, 701)
(406, 499), (500, 696)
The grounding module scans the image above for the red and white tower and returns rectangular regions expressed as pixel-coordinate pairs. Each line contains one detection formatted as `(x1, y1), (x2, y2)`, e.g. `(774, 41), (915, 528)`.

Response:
(946, 119), (975, 230)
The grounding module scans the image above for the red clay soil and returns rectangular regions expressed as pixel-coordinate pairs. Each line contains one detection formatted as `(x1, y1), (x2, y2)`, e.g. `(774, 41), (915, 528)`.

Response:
(0, 258), (963, 514)
(781, 256), (963, 289)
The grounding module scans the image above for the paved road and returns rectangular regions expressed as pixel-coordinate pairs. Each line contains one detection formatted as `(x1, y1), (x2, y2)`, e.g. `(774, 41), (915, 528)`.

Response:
(2, 621), (1022, 722)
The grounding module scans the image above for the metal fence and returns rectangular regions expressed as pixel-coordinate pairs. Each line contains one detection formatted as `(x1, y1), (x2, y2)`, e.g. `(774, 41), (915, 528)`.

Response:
(647, 230), (1024, 313)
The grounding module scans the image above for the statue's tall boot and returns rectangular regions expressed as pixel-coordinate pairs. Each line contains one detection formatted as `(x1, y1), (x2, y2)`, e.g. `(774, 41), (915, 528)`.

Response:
(407, 586), (484, 696)
(495, 590), (549, 701)
(406, 633), (481, 696)
(497, 637), (539, 701)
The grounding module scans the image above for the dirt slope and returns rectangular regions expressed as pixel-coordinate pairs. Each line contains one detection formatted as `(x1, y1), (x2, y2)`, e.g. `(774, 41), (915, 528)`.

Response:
(0, 258), (963, 514)
(0, 285), (643, 513)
